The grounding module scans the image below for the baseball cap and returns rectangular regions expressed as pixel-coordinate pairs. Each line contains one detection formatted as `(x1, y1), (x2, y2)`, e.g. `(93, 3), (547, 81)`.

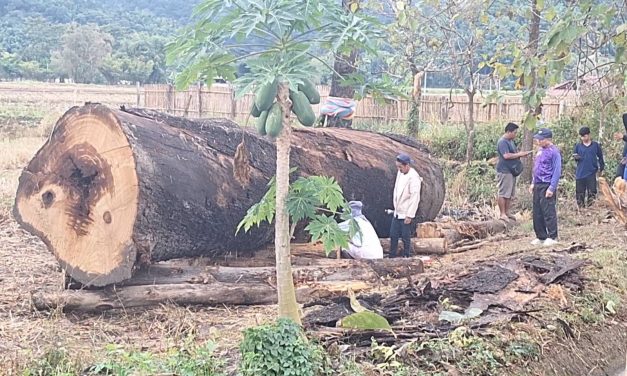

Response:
(533, 128), (553, 140)
(396, 153), (413, 164)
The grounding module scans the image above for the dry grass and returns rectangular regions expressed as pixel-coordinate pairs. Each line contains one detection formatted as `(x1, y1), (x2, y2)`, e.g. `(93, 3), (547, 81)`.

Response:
(0, 137), (45, 171)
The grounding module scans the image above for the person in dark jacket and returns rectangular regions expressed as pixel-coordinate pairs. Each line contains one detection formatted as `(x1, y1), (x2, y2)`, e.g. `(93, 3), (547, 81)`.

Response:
(614, 113), (627, 179)
(573, 127), (604, 207)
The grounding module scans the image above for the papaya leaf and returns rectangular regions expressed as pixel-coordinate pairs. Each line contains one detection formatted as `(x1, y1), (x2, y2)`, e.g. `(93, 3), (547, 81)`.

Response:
(339, 311), (392, 331)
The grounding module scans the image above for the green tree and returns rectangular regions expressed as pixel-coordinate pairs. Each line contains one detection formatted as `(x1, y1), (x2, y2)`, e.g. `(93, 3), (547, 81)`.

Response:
(433, 0), (496, 163)
(168, 0), (378, 323)
(52, 24), (113, 83)
(490, 0), (626, 180)
(378, 0), (446, 134)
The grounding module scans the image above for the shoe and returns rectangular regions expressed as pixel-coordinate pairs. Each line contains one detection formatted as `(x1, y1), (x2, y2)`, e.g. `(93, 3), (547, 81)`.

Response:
(530, 238), (543, 245)
(543, 238), (559, 247)
(506, 213), (517, 221)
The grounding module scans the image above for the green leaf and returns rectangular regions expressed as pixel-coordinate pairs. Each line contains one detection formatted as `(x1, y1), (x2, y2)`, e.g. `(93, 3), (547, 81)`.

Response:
(339, 311), (392, 330)
(305, 215), (349, 254)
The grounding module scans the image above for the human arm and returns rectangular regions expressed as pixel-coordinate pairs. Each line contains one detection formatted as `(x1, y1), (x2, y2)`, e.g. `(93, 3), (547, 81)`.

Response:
(498, 140), (529, 159)
(548, 150), (562, 194)
(597, 143), (605, 172)
(573, 144), (581, 162)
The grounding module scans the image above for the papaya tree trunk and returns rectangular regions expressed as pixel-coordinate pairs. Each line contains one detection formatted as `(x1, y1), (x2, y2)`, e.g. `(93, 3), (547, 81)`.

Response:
(275, 81), (300, 323)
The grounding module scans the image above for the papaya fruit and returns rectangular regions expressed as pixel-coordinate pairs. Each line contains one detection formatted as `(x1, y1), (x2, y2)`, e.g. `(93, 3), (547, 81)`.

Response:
(298, 78), (320, 104)
(265, 103), (283, 138)
(289, 90), (316, 127)
(255, 79), (278, 112)
(250, 103), (262, 118)
(256, 110), (268, 136)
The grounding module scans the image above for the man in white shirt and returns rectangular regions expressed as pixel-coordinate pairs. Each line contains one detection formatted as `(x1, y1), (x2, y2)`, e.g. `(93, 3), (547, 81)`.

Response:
(338, 201), (383, 259)
(390, 153), (422, 258)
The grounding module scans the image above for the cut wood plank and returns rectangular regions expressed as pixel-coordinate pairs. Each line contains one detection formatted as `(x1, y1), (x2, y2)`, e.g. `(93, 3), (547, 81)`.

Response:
(287, 238), (448, 257)
(94, 258), (425, 288)
(31, 280), (373, 313)
(380, 238), (448, 255)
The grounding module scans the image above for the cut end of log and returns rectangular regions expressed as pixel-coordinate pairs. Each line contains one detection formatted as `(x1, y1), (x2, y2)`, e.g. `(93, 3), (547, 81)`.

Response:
(14, 104), (139, 286)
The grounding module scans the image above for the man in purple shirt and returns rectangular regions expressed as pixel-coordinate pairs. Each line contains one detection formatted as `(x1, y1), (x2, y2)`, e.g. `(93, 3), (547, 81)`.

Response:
(529, 128), (562, 246)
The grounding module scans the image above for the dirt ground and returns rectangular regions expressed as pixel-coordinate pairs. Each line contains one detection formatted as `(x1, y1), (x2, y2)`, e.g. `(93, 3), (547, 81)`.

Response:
(2, 191), (627, 375)
(1, 131), (627, 375)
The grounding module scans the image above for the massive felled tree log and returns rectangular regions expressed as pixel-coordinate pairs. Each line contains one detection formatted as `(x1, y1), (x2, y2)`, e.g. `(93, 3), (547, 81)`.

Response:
(14, 104), (444, 286)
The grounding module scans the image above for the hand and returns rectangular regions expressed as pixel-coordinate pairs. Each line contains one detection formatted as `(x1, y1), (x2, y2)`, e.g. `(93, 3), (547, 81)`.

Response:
(614, 132), (624, 141)
(404, 217), (412, 225)
(528, 184), (534, 194)
(573, 153), (581, 161)
(545, 189), (554, 198)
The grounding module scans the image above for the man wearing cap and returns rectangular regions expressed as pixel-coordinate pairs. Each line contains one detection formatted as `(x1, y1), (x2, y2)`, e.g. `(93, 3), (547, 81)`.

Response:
(338, 201), (383, 259)
(529, 128), (562, 246)
(573, 126), (604, 208)
(390, 153), (422, 258)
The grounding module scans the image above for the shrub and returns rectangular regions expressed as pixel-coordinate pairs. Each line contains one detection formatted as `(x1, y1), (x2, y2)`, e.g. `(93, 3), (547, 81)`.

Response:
(239, 318), (329, 376)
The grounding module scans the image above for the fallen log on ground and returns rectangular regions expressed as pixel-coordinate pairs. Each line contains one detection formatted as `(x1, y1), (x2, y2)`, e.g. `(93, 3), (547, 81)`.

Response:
(81, 257), (425, 288)
(417, 219), (514, 244)
(286, 237), (448, 257)
(14, 105), (444, 286)
(31, 280), (372, 313)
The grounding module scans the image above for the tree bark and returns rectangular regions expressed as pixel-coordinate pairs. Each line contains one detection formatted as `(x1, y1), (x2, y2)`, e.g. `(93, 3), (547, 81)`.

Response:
(408, 70), (424, 134)
(13, 104), (445, 286)
(98, 257), (426, 287)
(465, 89), (476, 163)
(31, 280), (373, 313)
(521, 0), (542, 183)
(417, 220), (514, 245)
(275, 81), (300, 323)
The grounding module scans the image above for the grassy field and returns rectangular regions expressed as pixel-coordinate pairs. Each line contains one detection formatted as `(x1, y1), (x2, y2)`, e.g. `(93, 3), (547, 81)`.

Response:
(0, 82), (625, 375)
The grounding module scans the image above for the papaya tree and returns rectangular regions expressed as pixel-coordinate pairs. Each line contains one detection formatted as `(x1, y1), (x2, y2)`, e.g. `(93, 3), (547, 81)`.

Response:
(167, 0), (379, 323)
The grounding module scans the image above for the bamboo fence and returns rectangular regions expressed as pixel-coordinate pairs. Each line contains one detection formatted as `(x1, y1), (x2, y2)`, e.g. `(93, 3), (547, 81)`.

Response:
(143, 83), (576, 125)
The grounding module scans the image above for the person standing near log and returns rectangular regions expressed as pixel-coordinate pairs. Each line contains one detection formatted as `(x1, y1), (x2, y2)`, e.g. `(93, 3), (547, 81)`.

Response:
(338, 201), (383, 259)
(389, 153), (422, 258)
(529, 128), (562, 247)
(573, 126), (604, 208)
(613, 113), (627, 180)
(496, 122), (532, 221)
